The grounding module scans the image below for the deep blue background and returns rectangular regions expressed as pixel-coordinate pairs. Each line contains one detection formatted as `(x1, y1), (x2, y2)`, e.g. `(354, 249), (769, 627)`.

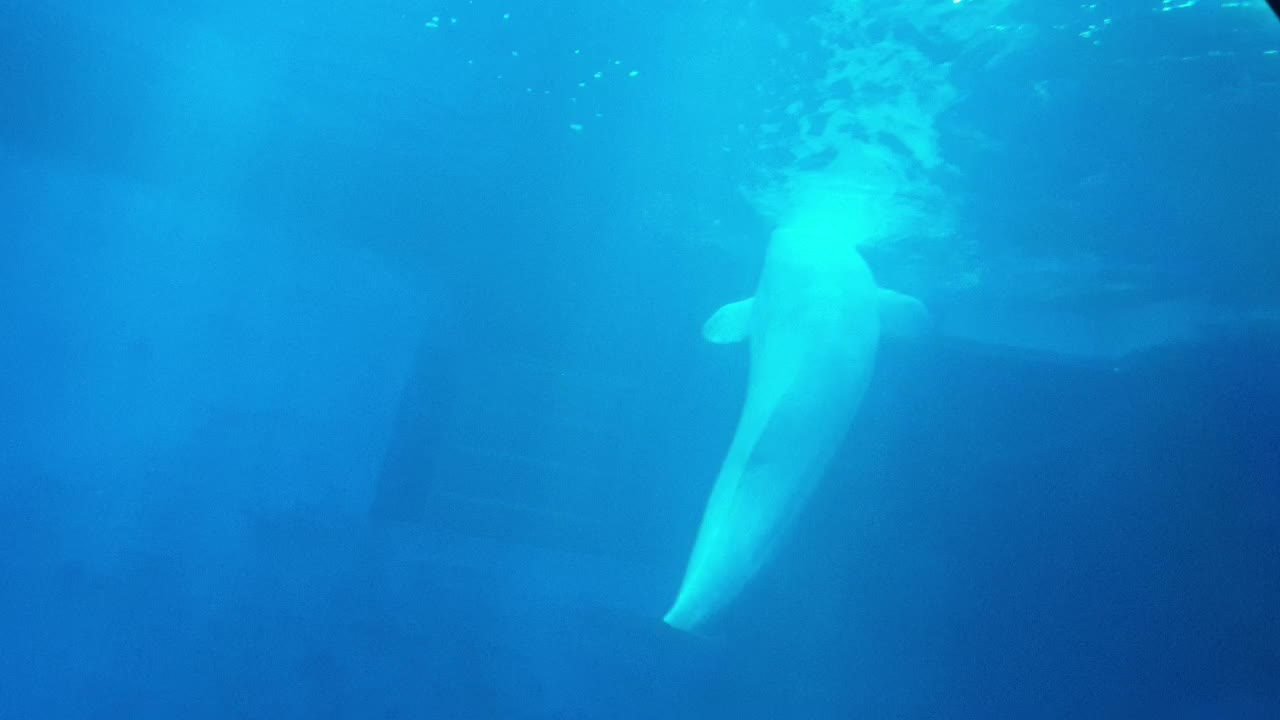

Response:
(1, 1), (1277, 717)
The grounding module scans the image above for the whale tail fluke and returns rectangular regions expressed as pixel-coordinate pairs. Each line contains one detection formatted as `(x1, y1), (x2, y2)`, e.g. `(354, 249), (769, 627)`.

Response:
(663, 607), (725, 643)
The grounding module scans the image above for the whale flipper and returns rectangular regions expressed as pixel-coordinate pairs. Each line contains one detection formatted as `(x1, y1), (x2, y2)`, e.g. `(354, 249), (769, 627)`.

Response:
(702, 298), (755, 344)
(877, 289), (931, 339)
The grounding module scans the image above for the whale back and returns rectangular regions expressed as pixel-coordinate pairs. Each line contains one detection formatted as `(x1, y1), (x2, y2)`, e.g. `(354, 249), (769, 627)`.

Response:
(748, 226), (880, 409)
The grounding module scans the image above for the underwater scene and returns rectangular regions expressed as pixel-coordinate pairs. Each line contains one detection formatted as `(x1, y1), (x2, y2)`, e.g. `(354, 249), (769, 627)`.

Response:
(2, 0), (1278, 717)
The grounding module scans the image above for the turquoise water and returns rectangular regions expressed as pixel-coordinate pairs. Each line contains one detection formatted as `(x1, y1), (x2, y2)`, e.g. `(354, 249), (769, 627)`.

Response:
(1, 1), (1277, 717)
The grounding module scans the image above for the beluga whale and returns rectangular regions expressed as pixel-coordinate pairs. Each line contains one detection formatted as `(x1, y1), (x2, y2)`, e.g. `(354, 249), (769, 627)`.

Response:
(663, 213), (929, 633)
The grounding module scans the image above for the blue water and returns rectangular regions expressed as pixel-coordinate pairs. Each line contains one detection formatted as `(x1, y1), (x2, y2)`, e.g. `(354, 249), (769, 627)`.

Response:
(2, 1), (1277, 717)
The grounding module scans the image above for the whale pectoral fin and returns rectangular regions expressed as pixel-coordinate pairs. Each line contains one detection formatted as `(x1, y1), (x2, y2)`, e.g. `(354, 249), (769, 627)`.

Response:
(877, 289), (932, 339)
(702, 298), (755, 344)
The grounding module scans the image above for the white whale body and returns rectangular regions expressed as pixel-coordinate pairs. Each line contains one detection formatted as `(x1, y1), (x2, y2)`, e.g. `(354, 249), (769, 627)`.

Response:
(664, 223), (927, 632)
